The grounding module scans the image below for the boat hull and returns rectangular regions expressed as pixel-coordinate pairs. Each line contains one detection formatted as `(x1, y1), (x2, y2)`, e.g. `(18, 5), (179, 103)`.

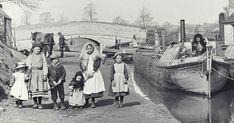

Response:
(133, 51), (230, 94)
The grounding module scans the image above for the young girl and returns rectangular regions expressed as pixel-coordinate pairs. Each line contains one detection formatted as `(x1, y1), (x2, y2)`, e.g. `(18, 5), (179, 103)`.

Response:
(109, 52), (129, 108)
(79, 42), (105, 108)
(68, 62), (86, 109)
(26, 42), (48, 109)
(10, 62), (30, 108)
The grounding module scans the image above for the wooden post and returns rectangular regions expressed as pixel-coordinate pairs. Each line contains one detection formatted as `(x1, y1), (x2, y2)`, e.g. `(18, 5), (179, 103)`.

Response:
(13, 27), (17, 50)
(161, 31), (166, 52)
(206, 45), (212, 98)
(206, 45), (212, 123)
(208, 99), (211, 123)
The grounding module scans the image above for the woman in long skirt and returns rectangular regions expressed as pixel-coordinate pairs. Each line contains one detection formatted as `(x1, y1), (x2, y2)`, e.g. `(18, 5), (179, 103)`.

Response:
(26, 42), (48, 109)
(79, 42), (105, 108)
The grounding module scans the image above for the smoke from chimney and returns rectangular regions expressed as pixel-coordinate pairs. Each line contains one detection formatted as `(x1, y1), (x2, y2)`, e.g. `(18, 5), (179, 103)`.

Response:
(229, 0), (234, 14)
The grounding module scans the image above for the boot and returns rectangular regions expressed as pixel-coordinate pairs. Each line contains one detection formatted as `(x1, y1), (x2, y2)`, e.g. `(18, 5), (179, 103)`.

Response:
(18, 100), (23, 108)
(33, 97), (38, 109)
(114, 97), (119, 108)
(37, 97), (43, 109)
(53, 100), (59, 110)
(60, 98), (66, 110)
(84, 98), (90, 108)
(91, 98), (96, 108)
(119, 96), (124, 108)
(14, 100), (19, 107)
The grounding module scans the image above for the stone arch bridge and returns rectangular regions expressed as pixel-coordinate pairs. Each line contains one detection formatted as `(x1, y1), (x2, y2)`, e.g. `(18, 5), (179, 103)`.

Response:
(15, 21), (146, 50)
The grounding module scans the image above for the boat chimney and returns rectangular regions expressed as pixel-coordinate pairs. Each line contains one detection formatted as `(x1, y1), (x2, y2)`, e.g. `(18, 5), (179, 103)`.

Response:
(219, 13), (225, 41)
(161, 31), (166, 52)
(180, 19), (186, 43)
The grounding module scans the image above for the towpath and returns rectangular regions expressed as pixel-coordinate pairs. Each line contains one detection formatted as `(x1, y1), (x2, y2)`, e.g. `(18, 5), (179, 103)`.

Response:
(0, 52), (179, 123)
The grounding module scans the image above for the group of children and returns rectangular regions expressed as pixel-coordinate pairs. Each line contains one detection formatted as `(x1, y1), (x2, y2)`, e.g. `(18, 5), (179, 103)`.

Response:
(9, 41), (129, 110)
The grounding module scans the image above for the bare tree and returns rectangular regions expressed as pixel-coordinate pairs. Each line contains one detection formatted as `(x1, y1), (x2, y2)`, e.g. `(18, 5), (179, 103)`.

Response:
(57, 13), (68, 23)
(21, 10), (32, 25)
(39, 12), (54, 24)
(0, 0), (42, 10)
(83, 3), (97, 22)
(201, 22), (219, 34)
(194, 24), (201, 34)
(113, 16), (128, 25)
(136, 7), (154, 28)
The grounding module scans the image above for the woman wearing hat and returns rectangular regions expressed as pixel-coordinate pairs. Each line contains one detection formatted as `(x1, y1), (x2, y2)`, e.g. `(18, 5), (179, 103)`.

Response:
(10, 62), (30, 108)
(26, 42), (48, 109)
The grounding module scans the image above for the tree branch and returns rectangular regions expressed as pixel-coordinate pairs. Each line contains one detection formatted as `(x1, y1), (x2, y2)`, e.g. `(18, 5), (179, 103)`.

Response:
(0, 0), (42, 10)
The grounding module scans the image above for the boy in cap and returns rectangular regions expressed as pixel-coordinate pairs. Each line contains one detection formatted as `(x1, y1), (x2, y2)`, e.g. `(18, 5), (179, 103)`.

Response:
(48, 53), (66, 110)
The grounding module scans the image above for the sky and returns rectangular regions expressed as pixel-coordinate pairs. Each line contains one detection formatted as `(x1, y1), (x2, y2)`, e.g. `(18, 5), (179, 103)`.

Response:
(1, 0), (229, 26)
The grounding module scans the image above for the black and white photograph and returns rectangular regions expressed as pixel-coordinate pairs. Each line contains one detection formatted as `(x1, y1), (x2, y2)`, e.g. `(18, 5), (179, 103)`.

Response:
(0, 0), (233, 122)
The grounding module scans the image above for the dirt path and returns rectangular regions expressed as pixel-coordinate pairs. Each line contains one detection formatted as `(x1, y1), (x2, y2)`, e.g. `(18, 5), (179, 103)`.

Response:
(0, 52), (179, 123)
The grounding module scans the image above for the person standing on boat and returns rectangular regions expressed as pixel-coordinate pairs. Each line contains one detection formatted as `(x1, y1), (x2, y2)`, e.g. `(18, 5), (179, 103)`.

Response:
(131, 35), (138, 48)
(79, 42), (105, 108)
(191, 34), (207, 56)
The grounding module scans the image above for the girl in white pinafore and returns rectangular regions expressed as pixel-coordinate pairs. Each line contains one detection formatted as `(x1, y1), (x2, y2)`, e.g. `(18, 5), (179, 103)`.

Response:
(79, 42), (105, 108)
(10, 62), (30, 108)
(109, 52), (129, 108)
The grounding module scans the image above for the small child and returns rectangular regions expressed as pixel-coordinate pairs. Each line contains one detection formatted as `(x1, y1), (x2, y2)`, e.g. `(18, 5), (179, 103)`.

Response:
(10, 62), (30, 108)
(109, 52), (129, 108)
(68, 62), (86, 109)
(48, 53), (66, 110)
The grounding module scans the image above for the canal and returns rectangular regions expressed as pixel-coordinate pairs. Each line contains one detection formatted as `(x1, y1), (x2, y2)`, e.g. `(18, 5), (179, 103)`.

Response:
(132, 70), (234, 123)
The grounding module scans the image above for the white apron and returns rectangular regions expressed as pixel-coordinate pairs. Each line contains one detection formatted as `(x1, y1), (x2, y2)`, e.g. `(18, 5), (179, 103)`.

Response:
(10, 72), (29, 100)
(112, 64), (128, 92)
(83, 55), (105, 95)
(69, 88), (85, 106)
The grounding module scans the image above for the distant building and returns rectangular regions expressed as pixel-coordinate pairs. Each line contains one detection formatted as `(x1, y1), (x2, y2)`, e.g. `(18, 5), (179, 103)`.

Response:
(222, 0), (234, 45)
(0, 4), (16, 49)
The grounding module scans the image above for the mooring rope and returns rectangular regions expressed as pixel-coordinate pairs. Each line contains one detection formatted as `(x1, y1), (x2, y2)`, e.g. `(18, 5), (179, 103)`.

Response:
(211, 67), (234, 81)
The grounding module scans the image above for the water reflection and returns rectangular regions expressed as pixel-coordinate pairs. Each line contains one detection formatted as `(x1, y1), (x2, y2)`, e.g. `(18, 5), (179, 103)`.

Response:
(133, 71), (234, 123)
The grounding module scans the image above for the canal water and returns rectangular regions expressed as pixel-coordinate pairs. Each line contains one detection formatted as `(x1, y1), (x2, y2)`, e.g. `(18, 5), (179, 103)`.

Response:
(132, 71), (234, 123)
